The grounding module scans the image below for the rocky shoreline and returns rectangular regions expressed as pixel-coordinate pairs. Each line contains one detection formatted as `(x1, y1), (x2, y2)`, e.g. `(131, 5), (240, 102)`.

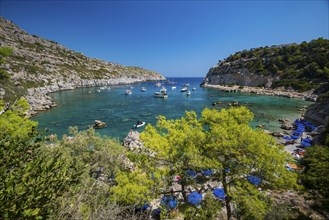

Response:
(26, 77), (161, 116)
(202, 83), (317, 101)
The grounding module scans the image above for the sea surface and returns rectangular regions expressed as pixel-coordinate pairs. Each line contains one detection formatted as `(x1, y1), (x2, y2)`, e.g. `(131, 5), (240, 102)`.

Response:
(32, 77), (312, 140)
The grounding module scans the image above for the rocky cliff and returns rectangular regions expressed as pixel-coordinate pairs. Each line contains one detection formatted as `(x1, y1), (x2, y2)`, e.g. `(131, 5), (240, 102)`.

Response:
(0, 17), (165, 114)
(204, 58), (278, 87)
(203, 39), (329, 126)
(305, 98), (329, 126)
(203, 38), (329, 92)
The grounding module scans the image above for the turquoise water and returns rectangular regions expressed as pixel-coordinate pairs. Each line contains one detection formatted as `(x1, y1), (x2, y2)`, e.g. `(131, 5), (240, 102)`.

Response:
(32, 77), (311, 140)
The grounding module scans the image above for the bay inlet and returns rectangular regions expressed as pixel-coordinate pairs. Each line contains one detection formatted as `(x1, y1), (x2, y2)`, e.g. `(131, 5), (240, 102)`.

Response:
(32, 77), (312, 140)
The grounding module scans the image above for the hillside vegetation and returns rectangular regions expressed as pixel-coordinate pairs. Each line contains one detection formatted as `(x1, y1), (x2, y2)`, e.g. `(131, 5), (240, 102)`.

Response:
(206, 38), (329, 93)
(0, 17), (164, 102)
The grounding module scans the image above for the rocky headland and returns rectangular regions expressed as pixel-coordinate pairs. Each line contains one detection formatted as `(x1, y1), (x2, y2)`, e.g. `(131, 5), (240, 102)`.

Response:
(202, 38), (329, 126)
(0, 17), (165, 115)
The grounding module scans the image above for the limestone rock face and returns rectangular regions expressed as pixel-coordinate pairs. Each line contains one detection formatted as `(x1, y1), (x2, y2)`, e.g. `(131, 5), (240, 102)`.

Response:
(305, 99), (329, 126)
(204, 59), (278, 88)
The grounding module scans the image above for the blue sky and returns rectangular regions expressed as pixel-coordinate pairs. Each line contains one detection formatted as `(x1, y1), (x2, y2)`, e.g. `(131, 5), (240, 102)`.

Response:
(1, 0), (328, 77)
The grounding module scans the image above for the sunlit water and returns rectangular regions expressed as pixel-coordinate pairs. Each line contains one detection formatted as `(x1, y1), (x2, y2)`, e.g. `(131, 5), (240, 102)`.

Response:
(32, 77), (311, 140)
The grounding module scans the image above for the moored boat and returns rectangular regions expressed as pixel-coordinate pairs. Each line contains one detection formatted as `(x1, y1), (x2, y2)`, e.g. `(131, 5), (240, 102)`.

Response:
(141, 87), (146, 92)
(154, 91), (168, 98)
(134, 121), (145, 128)
(125, 89), (132, 95)
(181, 87), (188, 92)
(155, 82), (161, 87)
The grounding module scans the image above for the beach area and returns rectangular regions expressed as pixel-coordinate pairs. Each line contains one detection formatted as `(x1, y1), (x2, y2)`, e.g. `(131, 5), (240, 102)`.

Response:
(203, 83), (317, 102)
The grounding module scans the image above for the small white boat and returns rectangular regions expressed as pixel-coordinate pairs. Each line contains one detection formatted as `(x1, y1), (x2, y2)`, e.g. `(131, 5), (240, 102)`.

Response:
(160, 86), (167, 93)
(155, 82), (161, 87)
(141, 87), (147, 92)
(186, 90), (191, 96)
(97, 89), (101, 92)
(183, 83), (190, 87)
(192, 88), (196, 91)
(134, 121), (145, 128)
(154, 91), (168, 98)
(164, 80), (175, 85)
(172, 86), (176, 90)
(125, 89), (132, 95)
(181, 87), (188, 92)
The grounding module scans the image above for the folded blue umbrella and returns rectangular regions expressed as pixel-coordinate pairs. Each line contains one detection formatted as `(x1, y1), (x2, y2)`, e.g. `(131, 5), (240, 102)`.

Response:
(187, 192), (203, 205)
(213, 188), (225, 200)
(247, 175), (262, 186)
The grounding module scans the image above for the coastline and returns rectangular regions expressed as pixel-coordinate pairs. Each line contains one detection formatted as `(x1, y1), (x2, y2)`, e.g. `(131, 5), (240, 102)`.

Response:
(202, 83), (317, 101)
(26, 77), (163, 116)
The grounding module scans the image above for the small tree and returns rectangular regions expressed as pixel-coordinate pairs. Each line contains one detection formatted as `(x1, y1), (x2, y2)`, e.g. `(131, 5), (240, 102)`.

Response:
(201, 107), (297, 219)
(0, 47), (13, 80)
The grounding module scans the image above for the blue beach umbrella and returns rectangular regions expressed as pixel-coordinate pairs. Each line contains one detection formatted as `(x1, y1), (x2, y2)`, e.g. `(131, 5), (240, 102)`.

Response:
(213, 188), (225, 200)
(291, 135), (299, 139)
(301, 141), (312, 147)
(135, 203), (150, 212)
(186, 169), (197, 177)
(283, 136), (292, 140)
(187, 192), (203, 205)
(201, 169), (213, 176)
(247, 175), (262, 186)
(293, 131), (302, 136)
(160, 195), (177, 210)
(302, 137), (313, 143)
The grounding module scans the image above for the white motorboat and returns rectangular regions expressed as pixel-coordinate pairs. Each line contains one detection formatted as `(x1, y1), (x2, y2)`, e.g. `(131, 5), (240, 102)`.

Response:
(183, 83), (190, 87)
(164, 80), (175, 85)
(192, 88), (196, 91)
(160, 86), (167, 93)
(134, 121), (145, 128)
(125, 89), (132, 95)
(186, 90), (191, 96)
(181, 87), (188, 92)
(141, 87), (147, 92)
(155, 82), (161, 87)
(172, 86), (176, 90)
(154, 91), (168, 98)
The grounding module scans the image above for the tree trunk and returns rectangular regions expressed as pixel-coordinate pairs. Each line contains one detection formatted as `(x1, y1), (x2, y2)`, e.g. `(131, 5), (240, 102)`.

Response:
(181, 181), (187, 202)
(222, 168), (233, 220)
(0, 102), (11, 115)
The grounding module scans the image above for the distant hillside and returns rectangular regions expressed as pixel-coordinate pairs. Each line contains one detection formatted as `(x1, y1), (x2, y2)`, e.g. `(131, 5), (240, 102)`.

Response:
(0, 16), (165, 112)
(204, 38), (329, 93)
